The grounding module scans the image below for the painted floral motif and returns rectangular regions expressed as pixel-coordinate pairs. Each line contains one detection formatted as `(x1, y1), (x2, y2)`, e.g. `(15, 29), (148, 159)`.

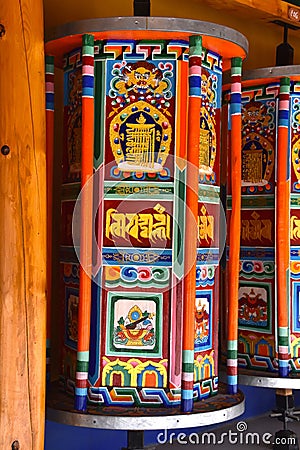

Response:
(199, 68), (218, 180)
(104, 265), (169, 288)
(107, 60), (174, 178)
(114, 304), (156, 348)
(238, 285), (270, 330)
(195, 300), (209, 342)
(194, 291), (212, 352)
(109, 61), (173, 108)
(109, 101), (172, 173)
(241, 100), (275, 187)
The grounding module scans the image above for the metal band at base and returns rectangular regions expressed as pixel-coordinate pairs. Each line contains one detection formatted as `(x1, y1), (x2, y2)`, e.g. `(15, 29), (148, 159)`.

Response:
(47, 400), (244, 431)
(219, 368), (300, 389)
(238, 373), (300, 389)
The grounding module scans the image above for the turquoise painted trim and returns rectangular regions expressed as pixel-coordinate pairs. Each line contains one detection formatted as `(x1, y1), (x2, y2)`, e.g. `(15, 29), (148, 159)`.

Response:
(75, 387), (88, 396)
(181, 389), (194, 400)
(189, 35), (202, 57)
(82, 33), (94, 51)
(102, 247), (172, 266)
(278, 360), (289, 367)
(45, 66), (54, 75)
(278, 326), (289, 336)
(103, 181), (174, 199)
(198, 185), (220, 204)
(77, 351), (89, 362)
(290, 194), (300, 207)
(227, 340), (237, 351)
(182, 349), (194, 363)
(227, 375), (238, 384)
(227, 194), (275, 209)
(173, 166), (186, 279)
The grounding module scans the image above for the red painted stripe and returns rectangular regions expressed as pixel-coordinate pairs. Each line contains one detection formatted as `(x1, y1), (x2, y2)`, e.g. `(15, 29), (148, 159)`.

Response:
(45, 73), (54, 82)
(182, 380), (194, 391)
(76, 379), (88, 388)
(82, 55), (94, 67)
(279, 93), (289, 101)
(278, 353), (290, 360)
(227, 366), (238, 376)
(189, 56), (202, 67)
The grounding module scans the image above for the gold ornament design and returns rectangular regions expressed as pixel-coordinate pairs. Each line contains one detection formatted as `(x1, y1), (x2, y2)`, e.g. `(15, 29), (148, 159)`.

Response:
(110, 100), (172, 173)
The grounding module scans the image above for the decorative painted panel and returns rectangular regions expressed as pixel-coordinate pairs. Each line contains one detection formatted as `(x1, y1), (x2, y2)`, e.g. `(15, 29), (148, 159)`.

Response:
(238, 281), (272, 333)
(63, 51), (82, 183)
(56, 30), (233, 408)
(101, 41), (178, 182)
(106, 292), (163, 357)
(222, 73), (300, 375)
(195, 290), (213, 352)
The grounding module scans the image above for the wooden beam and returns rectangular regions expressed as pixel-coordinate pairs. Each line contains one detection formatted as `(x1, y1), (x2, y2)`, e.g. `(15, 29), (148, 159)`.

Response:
(221, 0), (288, 18)
(197, 0), (300, 25)
(0, 0), (46, 448)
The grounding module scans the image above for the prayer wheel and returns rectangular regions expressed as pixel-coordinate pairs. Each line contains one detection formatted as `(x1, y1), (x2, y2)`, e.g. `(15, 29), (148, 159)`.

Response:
(45, 17), (248, 428)
(222, 65), (300, 388)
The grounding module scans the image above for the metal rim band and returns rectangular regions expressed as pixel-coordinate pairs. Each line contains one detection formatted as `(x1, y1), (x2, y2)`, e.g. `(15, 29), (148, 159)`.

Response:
(224, 64), (300, 86)
(242, 64), (300, 82)
(47, 398), (245, 430)
(46, 16), (247, 49)
(238, 373), (300, 389)
(219, 369), (300, 389)
(45, 16), (248, 65)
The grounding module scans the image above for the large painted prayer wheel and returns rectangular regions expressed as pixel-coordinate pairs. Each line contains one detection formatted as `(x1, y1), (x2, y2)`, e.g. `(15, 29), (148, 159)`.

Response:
(222, 65), (300, 386)
(45, 17), (247, 418)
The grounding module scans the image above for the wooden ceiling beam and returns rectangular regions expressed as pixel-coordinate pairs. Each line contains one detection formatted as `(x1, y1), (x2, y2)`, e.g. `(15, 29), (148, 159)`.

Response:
(197, 0), (300, 27)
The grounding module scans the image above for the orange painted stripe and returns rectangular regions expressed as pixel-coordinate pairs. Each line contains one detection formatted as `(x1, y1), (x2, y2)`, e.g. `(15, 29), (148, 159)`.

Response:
(277, 125), (289, 327)
(77, 95), (94, 353)
(81, 98), (94, 183)
(227, 113), (242, 342)
(183, 97), (201, 349)
(178, 61), (188, 162)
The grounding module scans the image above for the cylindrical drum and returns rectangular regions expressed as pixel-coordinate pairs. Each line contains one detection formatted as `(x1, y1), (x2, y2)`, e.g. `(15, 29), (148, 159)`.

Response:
(222, 66), (300, 381)
(45, 17), (247, 414)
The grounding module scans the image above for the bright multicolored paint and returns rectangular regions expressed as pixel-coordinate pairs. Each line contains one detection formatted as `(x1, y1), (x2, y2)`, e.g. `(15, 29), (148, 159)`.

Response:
(56, 32), (229, 411)
(223, 73), (300, 376)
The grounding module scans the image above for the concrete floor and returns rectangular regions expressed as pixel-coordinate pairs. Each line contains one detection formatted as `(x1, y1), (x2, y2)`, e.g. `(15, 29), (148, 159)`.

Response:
(153, 413), (300, 449)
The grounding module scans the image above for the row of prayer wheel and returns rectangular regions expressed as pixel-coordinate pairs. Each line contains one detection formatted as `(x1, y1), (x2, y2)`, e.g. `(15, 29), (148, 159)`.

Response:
(45, 17), (300, 418)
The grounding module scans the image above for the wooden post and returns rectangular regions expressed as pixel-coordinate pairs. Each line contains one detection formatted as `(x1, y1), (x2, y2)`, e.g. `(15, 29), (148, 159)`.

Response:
(0, 0), (46, 448)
